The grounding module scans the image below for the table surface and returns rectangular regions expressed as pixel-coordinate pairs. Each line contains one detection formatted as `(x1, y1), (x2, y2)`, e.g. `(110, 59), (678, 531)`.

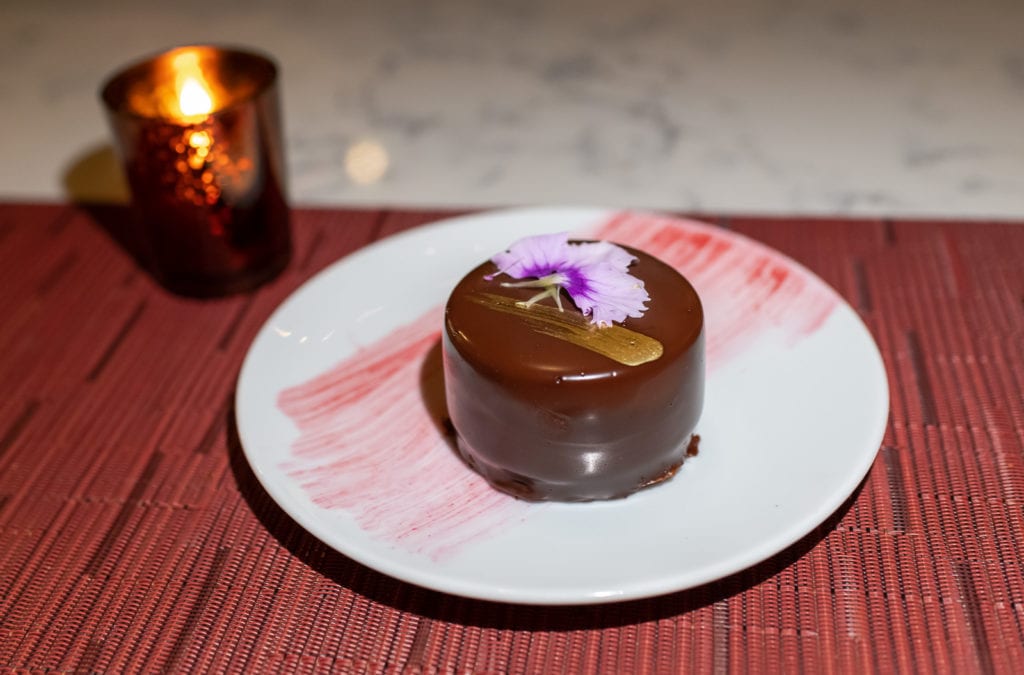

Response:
(3, 0), (1024, 219)
(1, 202), (1022, 672)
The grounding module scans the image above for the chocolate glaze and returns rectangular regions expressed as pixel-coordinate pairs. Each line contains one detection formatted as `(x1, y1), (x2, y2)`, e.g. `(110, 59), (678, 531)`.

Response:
(443, 245), (704, 501)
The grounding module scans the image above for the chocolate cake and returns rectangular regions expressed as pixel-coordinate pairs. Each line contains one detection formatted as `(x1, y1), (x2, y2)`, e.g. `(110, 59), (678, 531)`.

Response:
(443, 236), (704, 502)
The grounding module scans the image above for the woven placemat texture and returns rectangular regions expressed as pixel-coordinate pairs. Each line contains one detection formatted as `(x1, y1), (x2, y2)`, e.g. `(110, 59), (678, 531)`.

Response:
(0, 204), (1021, 673)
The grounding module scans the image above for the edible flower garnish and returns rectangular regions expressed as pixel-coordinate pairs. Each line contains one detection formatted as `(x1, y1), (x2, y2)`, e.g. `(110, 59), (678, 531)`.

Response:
(487, 232), (650, 327)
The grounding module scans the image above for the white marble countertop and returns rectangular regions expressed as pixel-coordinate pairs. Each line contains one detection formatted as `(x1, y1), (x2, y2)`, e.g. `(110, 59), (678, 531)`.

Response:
(2, 0), (1023, 218)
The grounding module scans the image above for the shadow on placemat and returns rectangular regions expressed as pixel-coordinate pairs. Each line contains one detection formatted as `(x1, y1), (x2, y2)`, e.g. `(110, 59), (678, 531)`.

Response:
(76, 202), (158, 276)
(226, 402), (860, 629)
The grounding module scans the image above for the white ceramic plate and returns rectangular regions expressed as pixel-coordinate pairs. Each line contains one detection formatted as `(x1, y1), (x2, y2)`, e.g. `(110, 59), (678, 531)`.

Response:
(236, 207), (888, 605)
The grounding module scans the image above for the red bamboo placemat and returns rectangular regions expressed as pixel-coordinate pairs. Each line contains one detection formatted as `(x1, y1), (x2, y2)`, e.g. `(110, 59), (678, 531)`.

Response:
(0, 203), (1022, 673)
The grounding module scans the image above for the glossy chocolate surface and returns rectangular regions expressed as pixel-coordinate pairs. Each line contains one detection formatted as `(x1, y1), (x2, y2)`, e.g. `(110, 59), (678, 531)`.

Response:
(443, 245), (705, 501)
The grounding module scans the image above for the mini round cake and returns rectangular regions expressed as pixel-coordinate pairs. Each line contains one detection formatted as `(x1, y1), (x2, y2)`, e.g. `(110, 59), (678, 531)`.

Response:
(443, 232), (704, 502)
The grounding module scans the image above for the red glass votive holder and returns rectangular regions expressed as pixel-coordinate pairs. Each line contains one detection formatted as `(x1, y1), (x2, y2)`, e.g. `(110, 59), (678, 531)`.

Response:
(100, 45), (291, 297)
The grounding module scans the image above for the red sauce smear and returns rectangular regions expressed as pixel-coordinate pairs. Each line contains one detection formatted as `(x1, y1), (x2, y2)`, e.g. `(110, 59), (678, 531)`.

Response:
(277, 213), (838, 557)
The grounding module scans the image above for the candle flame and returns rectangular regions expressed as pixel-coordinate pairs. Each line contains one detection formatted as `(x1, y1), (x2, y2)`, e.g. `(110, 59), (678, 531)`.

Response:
(179, 77), (213, 116)
(172, 52), (215, 119)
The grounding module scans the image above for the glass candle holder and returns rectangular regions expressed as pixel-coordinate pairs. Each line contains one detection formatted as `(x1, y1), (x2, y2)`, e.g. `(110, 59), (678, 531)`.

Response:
(100, 45), (291, 297)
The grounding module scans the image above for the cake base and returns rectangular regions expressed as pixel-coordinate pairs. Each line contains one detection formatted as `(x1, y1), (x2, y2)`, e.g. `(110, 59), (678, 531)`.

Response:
(454, 432), (701, 502)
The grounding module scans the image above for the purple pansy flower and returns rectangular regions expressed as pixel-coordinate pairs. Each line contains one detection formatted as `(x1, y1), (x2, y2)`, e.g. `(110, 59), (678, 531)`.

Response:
(487, 232), (650, 327)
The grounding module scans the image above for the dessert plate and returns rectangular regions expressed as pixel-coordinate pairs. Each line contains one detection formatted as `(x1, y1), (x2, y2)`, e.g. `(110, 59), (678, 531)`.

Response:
(236, 207), (888, 605)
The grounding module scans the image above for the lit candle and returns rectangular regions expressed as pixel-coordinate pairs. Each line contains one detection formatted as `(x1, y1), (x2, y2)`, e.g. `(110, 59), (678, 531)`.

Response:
(101, 46), (290, 297)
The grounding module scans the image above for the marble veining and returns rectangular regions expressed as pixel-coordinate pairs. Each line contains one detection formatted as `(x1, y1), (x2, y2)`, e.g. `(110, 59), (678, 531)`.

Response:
(1, 0), (1023, 218)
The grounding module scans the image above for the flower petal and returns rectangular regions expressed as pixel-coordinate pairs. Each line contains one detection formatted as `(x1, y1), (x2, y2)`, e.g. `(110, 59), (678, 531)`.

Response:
(488, 232), (572, 280)
(488, 233), (650, 327)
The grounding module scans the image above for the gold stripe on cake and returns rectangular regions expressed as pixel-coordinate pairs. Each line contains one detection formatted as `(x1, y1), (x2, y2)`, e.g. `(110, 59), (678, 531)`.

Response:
(470, 292), (663, 366)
